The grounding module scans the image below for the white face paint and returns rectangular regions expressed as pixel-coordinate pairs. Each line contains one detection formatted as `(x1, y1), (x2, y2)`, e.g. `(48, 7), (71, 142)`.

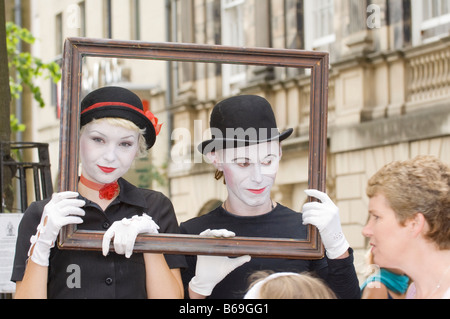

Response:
(213, 141), (281, 215)
(79, 121), (139, 185)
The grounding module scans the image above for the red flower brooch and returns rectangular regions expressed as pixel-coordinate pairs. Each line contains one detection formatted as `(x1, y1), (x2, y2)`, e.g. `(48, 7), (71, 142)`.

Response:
(145, 111), (163, 136)
(99, 182), (120, 200)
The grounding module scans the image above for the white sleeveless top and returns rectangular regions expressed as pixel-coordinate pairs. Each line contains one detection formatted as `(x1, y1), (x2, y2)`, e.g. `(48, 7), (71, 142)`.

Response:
(407, 283), (450, 299)
(442, 287), (450, 299)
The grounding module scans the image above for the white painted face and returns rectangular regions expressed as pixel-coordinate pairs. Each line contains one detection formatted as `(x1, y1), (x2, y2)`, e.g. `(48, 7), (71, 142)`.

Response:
(79, 121), (140, 185)
(211, 141), (281, 213)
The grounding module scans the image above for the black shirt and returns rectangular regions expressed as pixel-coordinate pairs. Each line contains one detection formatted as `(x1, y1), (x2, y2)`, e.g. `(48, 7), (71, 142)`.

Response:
(11, 178), (187, 299)
(180, 203), (360, 299)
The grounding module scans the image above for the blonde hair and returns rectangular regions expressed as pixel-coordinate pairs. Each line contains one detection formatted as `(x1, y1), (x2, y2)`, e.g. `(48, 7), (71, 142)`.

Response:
(80, 117), (148, 158)
(246, 271), (336, 299)
(366, 155), (450, 250)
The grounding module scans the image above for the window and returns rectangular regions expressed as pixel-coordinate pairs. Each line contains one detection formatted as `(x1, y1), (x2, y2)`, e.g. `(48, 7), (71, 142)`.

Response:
(54, 12), (64, 117)
(423, 0), (450, 21)
(66, 2), (86, 37)
(169, 0), (195, 99)
(412, 0), (450, 44)
(304, 0), (335, 50)
(104, 0), (112, 38)
(285, 0), (303, 49)
(221, 0), (246, 96)
(131, 0), (141, 40)
(51, 58), (62, 118)
(55, 13), (63, 56)
(79, 1), (86, 37)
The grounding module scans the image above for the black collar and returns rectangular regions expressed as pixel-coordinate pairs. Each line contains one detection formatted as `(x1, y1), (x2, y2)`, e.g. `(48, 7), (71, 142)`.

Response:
(115, 178), (148, 209)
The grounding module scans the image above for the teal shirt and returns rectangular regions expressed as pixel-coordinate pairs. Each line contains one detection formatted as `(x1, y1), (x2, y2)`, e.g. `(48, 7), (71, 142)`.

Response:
(361, 268), (410, 295)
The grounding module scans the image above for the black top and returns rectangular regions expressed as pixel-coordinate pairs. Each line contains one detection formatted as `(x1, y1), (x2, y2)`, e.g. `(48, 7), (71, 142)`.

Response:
(11, 178), (187, 299)
(180, 203), (360, 299)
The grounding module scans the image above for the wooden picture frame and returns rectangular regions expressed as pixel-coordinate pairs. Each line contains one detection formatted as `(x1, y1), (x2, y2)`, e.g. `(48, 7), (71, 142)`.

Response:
(58, 37), (328, 259)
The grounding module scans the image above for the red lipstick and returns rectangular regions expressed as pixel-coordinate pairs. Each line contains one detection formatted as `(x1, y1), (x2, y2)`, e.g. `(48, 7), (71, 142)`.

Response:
(248, 187), (266, 194)
(98, 166), (117, 173)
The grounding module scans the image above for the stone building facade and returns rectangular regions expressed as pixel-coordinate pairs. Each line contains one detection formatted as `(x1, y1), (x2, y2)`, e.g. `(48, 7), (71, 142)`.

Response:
(8, 0), (450, 280)
(166, 0), (450, 277)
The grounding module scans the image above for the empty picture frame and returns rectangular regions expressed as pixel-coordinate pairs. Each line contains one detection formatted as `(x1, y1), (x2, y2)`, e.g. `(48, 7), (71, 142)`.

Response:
(58, 37), (328, 259)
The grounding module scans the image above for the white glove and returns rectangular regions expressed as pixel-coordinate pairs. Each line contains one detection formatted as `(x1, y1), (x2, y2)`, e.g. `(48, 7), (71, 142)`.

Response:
(302, 189), (349, 259)
(189, 229), (251, 297)
(199, 229), (237, 238)
(102, 214), (160, 258)
(29, 192), (85, 267)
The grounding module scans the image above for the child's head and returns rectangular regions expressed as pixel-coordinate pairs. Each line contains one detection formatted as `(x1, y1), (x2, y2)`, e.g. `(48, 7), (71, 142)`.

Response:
(245, 271), (336, 299)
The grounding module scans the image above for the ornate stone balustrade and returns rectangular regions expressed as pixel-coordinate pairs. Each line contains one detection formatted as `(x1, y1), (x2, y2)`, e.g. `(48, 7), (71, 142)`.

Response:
(406, 39), (450, 106)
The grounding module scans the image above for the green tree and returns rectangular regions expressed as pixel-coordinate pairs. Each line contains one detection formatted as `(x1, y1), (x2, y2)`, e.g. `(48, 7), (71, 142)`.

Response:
(1, 21), (61, 212)
(7, 21), (61, 132)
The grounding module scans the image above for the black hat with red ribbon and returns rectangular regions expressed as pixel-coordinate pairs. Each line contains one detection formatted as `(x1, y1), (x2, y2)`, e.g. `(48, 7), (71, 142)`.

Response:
(80, 86), (162, 149)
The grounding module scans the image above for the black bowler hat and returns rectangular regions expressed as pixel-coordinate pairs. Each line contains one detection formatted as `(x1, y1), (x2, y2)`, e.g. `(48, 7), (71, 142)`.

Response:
(198, 95), (293, 154)
(80, 86), (159, 149)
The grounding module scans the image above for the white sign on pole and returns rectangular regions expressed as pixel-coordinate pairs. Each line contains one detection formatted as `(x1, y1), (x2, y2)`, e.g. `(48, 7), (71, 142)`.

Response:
(0, 213), (23, 294)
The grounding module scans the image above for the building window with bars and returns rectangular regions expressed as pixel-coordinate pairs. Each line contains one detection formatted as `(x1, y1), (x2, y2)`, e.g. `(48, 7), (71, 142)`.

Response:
(413, 0), (450, 44)
(221, 0), (246, 96)
(312, 0), (335, 48)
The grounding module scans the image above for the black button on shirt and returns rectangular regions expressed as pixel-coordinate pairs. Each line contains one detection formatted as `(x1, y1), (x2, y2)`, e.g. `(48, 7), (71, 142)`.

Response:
(12, 178), (187, 299)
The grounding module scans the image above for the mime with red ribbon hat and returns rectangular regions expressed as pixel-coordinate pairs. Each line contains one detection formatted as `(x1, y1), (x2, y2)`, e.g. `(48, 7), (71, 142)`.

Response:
(12, 86), (186, 299)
